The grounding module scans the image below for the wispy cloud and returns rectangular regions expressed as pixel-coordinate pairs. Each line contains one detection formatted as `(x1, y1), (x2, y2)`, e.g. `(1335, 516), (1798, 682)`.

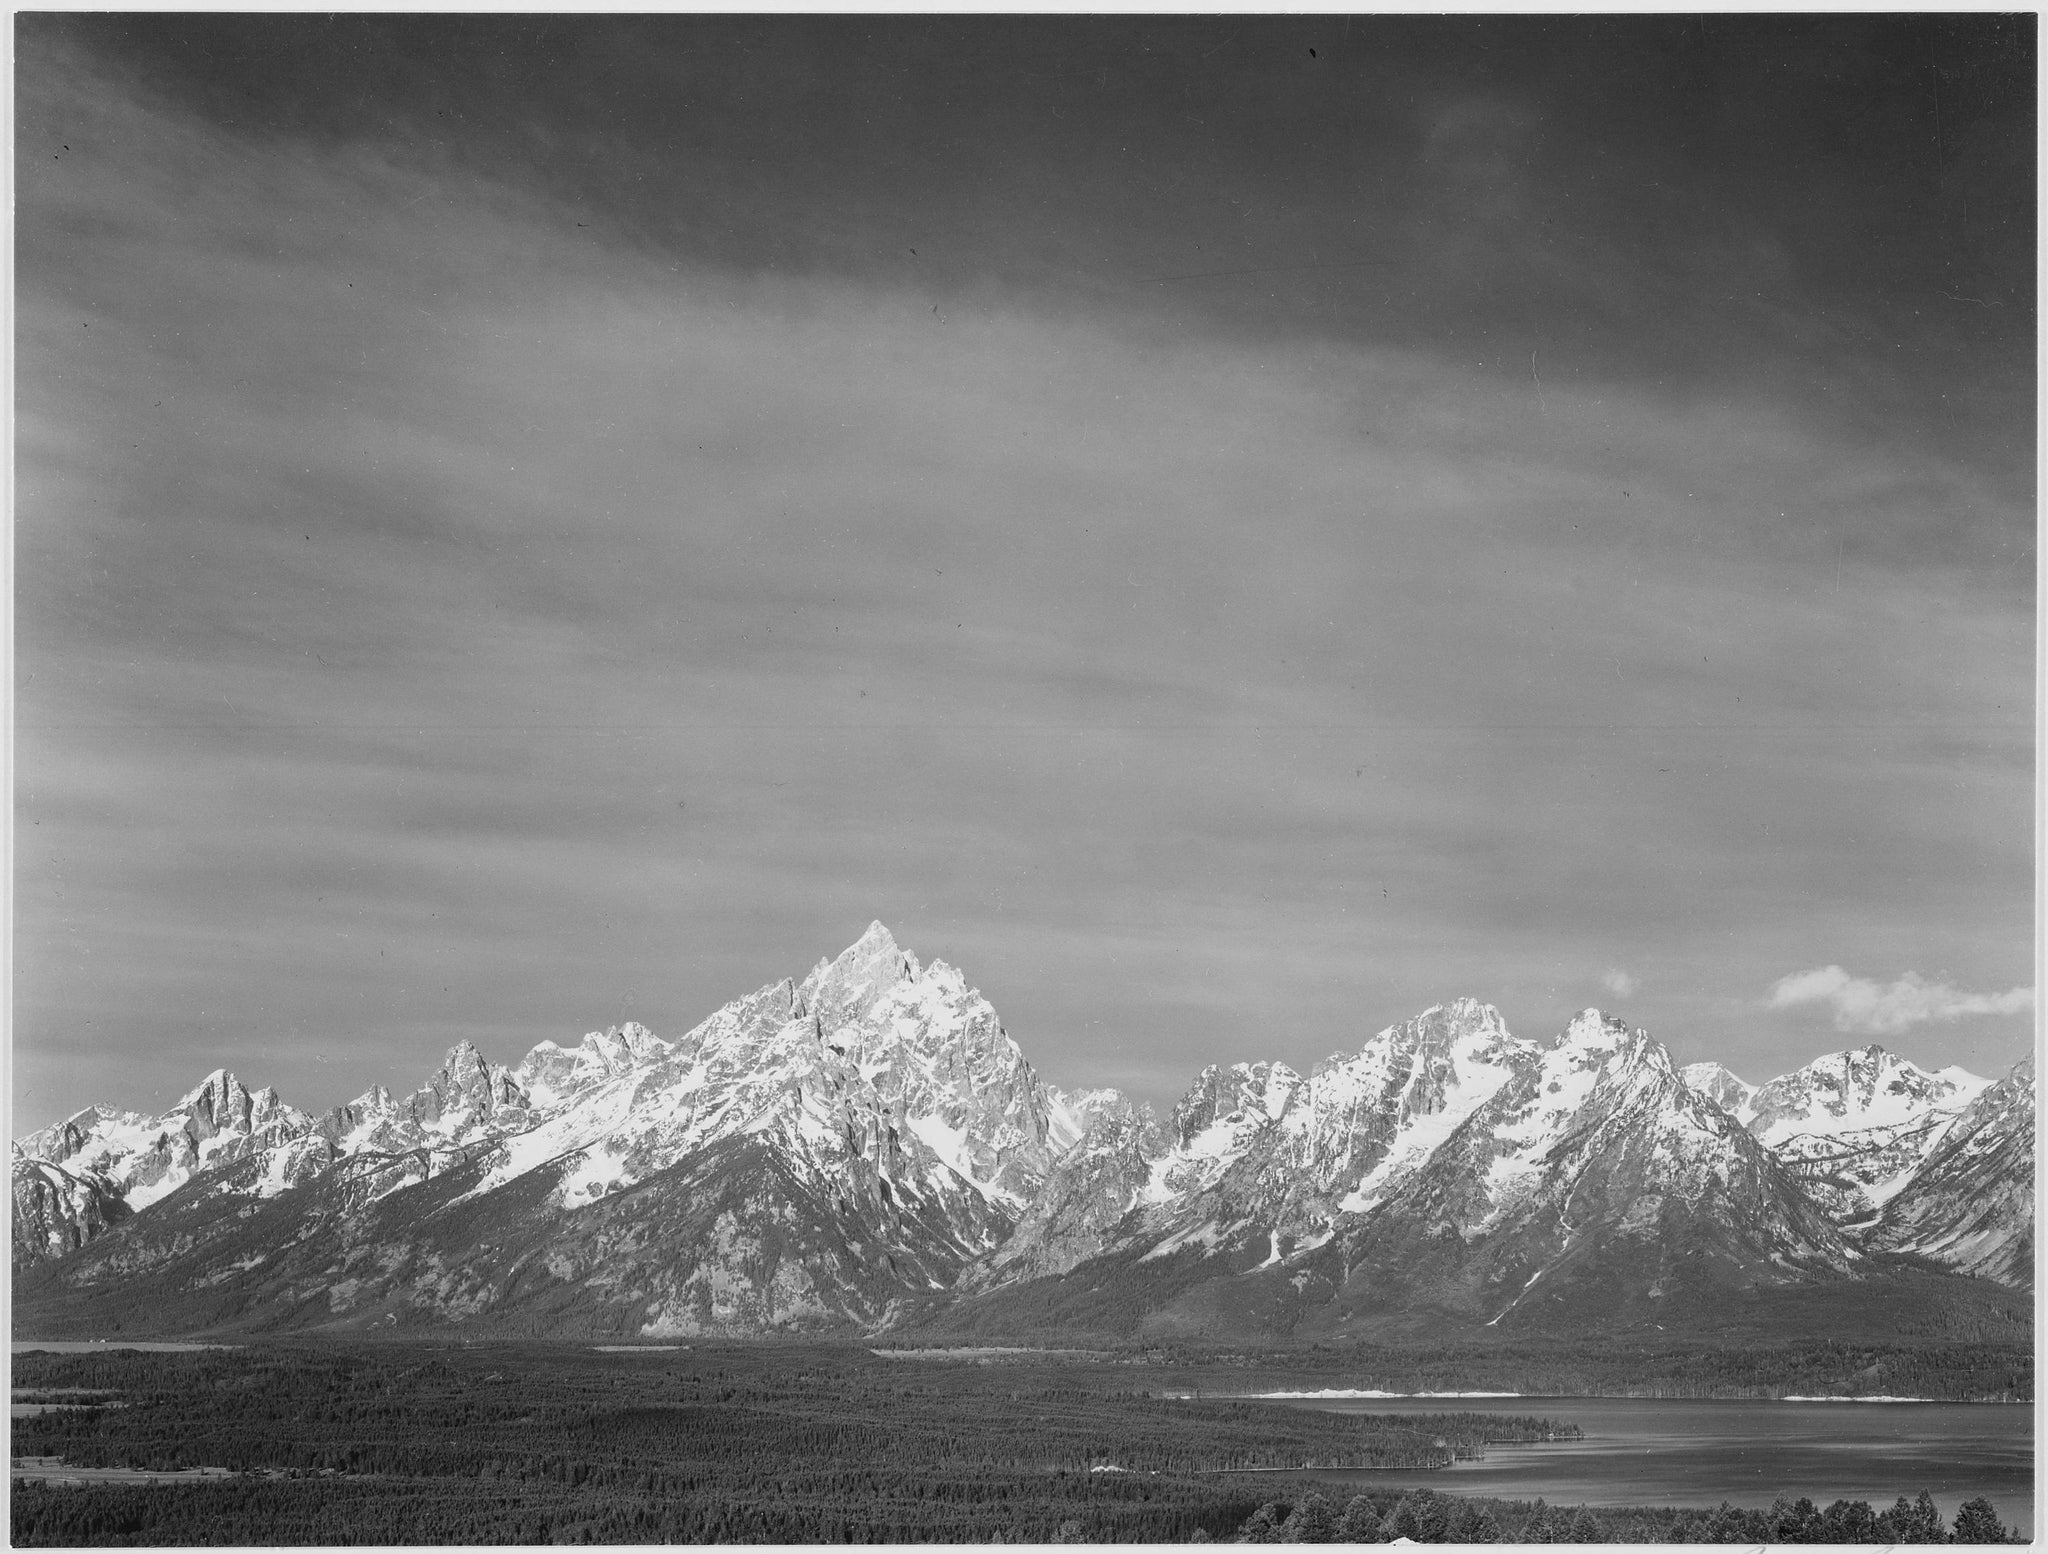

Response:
(1601, 969), (1637, 1000)
(1767, 966), (2035, 1036)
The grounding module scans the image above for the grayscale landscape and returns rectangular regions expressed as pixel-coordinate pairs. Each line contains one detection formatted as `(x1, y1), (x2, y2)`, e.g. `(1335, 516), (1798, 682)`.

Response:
(13, 14), (2035, 1546)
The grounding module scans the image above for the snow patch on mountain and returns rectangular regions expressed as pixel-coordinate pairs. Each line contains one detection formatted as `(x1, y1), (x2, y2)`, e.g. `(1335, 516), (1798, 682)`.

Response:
(1746, 1046), (1988, 1144)
(1868, 1056), (2034, 1285)
(13, 926), (2036, 1334)
(1331, 1000), (1537, 1215)
(1738, 1046), (1990, 1224)
(516, 1023), (671, 1110)
(15, 1071), (316, 1218)
(1679, 1061), (1756, 1116)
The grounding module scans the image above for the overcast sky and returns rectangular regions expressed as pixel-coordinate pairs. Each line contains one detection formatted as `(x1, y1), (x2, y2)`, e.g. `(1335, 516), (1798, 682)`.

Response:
(16, 15), (2035, 1129)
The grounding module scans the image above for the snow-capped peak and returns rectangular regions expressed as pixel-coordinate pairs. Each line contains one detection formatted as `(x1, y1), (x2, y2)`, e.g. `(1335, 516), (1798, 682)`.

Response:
(16, 927), (2033, 1334)
(1867, 1052), (2034, 1284)
(1554, 1008), (1639, 1059)
(1746, 1044), (1988, 1145)
(1421, 996), (1515, 1044)
(1045, 1086), (1136, 1153)
(1170, 1061), (1303, 1149)
(170, 1070), (310, 1144)
(349, 1083), (393, 1114)
(1680, 1061), (1756, 1116)
(801, 922), (919, 1021)
(514, 1022), (672, 1109)
(8, 1063), (315, 1220)
(177, 1067), (245, 1113)
(452, 924), (1060, 1233)
(1321, 999), (1539, 1215)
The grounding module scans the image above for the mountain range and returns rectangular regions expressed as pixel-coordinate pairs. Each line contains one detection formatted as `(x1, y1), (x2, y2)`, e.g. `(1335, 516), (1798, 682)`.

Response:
(12, 923), (2034, 1342)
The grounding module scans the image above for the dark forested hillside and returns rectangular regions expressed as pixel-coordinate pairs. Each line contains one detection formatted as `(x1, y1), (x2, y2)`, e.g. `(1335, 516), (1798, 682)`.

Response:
(919, 1246), (2035, 1348)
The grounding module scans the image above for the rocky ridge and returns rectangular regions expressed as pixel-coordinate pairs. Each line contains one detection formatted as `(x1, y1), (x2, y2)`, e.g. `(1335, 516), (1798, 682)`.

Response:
(1313, 1012), (1860, 1336)
(1866, 1056), (2034, 1285)
(1714, 1046), (1992, 1226)
(12, 926), (2035, 1339)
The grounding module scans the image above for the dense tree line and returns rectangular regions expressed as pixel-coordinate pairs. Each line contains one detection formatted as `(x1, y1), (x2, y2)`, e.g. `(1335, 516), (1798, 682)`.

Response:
(1223, 1488), (2023, 1544)
(1105, 1335), (2033, 1403)
(12, 1473), (1275, 1545)
(14, 1477), (2028, 1546)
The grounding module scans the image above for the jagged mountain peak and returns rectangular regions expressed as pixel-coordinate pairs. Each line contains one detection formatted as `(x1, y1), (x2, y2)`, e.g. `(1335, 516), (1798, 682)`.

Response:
(1554, 1007), (1640, 1056)
(1476, 1013), (1679, 1161)
(1329, 998), (1533, 1102)
(176, 1067), (246, 1112)
(421, 1040), (521, 1098)
(1679, 1061), (1755, 1115)
(10, 1061), (318, 1225)
(14, 929), (2035, 1339)
(1867, 1052), (2035, 1285)
(327, 1039), (534, 1156)
(853, 918), (907, 958)
(1052, 1003), (1546, 1283)
(444, 923), (1060, 1292)
(1738, 1047), (2000, 1231)
(1170, 1060), (1304, 1148)
(349, 1083), (393, 1113)
(1746, 1044), (1988, 1144)
(799, 922), (923, 1031)
(1505, 1010), (1671, 1104)
(786, 929), (1025, 1078)
(12, 1153), (129, 1268)
(565, 1020), (668, 1067)
(1404, 996), (1513, 1041)
(1046, 1083), (1132, 1114)
(1309, 1001), (1541, 1215)
(172, 1068), (313, 1144)
(436, 1038), (487, 1072)
(1315, 1009), (1858, 1335)
(966, 1086), (1169, 1291)
(514, 1022), (672, 1108)
(15, 1108), (119, 1170)
(1045, 1085), (1143, 1152)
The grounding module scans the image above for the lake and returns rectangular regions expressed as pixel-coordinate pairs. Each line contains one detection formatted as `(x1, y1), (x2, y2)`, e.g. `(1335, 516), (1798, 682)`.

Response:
(1254, 1394), (2034, 1533)
(11, 1403), (128, 1416)
(12, 1341), (237, 1353)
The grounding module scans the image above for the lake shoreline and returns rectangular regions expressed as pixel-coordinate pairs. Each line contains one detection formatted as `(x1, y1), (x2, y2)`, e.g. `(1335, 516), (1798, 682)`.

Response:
(1172, 1388), (2029, 1405)
(1254, 1391), (2034, 1529)
(12, 1341), (240, 1354)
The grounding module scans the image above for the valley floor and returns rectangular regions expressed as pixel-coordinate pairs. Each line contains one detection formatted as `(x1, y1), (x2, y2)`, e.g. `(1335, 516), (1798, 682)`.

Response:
(9, 1337), (2033, 1544)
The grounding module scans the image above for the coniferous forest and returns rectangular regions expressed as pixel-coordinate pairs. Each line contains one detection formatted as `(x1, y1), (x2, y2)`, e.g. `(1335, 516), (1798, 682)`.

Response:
(8, 1339), (2030, 1544)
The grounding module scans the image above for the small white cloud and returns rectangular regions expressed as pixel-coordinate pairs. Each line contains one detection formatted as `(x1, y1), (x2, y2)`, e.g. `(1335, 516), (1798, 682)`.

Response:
(1767, 965), (2035, 1036)
(1601, 968), (1637, 999)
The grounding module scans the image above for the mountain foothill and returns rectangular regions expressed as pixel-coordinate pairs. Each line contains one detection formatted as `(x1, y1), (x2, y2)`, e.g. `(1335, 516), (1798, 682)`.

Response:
(11, 924), (2034, 1343)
